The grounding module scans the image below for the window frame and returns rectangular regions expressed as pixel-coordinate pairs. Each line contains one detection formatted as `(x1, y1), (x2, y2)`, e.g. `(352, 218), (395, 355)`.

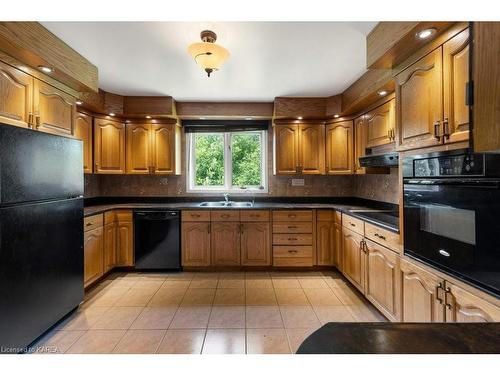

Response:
(186, 130), (268, 194)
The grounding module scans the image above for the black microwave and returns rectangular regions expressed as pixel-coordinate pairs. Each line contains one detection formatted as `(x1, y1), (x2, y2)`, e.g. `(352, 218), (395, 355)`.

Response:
(403, 149), (500, 297)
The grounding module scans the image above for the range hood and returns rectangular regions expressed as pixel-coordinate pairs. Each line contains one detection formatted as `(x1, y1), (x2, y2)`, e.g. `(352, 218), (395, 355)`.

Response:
(359, 153), (399, 168)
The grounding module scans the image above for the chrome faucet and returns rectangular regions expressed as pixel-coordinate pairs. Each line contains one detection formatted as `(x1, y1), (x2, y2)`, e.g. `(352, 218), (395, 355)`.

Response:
(223, 193), (230, 204)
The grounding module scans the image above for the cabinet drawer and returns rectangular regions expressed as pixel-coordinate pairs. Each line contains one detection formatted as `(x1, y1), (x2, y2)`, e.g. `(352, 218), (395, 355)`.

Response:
(182, 210), (211, 222)
(211, 210), (240, 221)
(273, 222), (313, 234)
(104, 211), (116, 224)
(273, 257), (313, 267)
(272, 210), (313, 222)
(116, 210), (133, 222)
(84, 214), (103, 232)
(273, 246), (313, 258)
(273, 233), (312, 245)
(342, 214), (364, 235)
(240, 210), (270, 222)
(317, 210), (334, 221)
(365, 222), (400, 252)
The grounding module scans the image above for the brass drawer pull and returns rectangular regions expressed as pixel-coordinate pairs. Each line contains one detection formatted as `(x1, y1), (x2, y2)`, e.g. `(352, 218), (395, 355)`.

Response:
(288, 214), (297, 218)
(288, 250), (298, 254)
(191, 214), (201, 218)
(288, 237), (298, 241)
(250, 214), (260, 217)
(288, 226), (298, 229)
(350, 222), (356, 227)
(221, 214), (230, 218)
(86, 222), (92, 226)
(374, 233), (386, 240)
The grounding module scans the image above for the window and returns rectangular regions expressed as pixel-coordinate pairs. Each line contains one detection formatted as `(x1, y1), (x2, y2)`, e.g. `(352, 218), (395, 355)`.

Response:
(187, 130), (268, 193)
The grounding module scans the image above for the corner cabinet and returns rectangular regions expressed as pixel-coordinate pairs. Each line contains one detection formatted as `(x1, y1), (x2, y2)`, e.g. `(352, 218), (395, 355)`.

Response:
(273, 121), (325, 175)
(94, 117), (126, 174)
(75, 112), (93, 173)
(325, 120), (353, 175)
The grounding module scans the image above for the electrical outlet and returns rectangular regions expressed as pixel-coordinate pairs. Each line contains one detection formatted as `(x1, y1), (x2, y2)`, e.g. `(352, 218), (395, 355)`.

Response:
(291, 178), (305, 186)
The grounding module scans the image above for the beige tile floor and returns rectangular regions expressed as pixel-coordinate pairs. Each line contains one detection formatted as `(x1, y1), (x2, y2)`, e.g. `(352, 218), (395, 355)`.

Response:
(32, 270), (385, 354)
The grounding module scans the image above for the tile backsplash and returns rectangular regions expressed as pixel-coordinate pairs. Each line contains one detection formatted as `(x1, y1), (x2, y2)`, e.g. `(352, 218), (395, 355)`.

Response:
(353, 168), (399, 204)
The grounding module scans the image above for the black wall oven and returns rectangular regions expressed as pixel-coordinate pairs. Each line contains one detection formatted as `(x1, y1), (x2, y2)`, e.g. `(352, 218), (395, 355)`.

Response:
(403, 149), (500, 297)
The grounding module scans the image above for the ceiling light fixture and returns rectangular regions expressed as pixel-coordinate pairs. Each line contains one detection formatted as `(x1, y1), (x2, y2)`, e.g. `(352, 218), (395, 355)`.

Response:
(297, 116), (303, 120)
(416, 28), (436, 40)
(109, 113), (115, 117)
(38, 65), (54, 73)
(75, 100), (83, 105)
(188, 30), (230, 77)
(378, 90), (388, 96)
(334, 114), (340, 118)
(146, 115), (151, 119)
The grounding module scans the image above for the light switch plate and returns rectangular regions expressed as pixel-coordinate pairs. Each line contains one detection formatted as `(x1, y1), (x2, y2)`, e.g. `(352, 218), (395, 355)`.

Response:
(291, 178), (305, 186)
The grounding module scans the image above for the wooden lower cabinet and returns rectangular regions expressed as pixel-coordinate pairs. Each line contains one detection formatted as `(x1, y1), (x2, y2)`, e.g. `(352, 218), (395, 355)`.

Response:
(316, 213), (336, 266)
(365, 239), (399, 321)
(182, 222), (211, 266)
(211, 222), (241, 266)
(342, 227), (365, 293)
(445, 282), (500, 322)
(334, 221), (343, 271)
(399, 258), (445, 322)
(241, 222), (271, 266)
(116, 212), (134, 266)
(103, 221), (117, 273)
(83, 226), (104, 288)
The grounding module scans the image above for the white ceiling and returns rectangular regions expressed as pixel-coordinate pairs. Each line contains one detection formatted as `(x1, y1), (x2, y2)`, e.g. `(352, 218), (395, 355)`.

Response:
(42, 22), (377, 101)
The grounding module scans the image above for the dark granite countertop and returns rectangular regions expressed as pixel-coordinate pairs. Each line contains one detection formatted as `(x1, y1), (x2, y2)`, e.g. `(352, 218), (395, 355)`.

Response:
(296, 322), (500, 354)
(83, 196), (400, 233)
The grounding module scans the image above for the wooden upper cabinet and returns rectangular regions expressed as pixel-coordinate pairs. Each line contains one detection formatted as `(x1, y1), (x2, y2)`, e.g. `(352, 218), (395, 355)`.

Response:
(241, 222), (271, 266)
(274, 124), (299, 174)
(354, 115), (367, 175)
(399, 258), (445, 322)
(365, 240), (399, 321)
(365, 99), (395, 148)
(326, 120), (353, 175)
(445, 282), (500, 322)
(94, 117), (126, 174)
(0, 60), (33, 128)
(75, 112), (93, 173)
(342, 227), (365, 293)
(182, 222), (211, 267)
(298, 123), (325, 174)
(443, 28), (470, 144)
(33, 79), (75, 137)
(151, 123), (178, 175)
(211, 222), (241, 266)
(126, 123), (151, 174)
(395, 47), (443, 151)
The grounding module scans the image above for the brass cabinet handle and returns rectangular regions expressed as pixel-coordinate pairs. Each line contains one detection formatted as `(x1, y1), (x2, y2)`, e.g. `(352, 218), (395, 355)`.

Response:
(288, 237), (298, 241)
(444, 286), (453, 310)
(35, 114), (41, 129)
(374, 233), (386, 240)
(288, 249), (298, 254)
(28, 112), (34, 128)
(221, 214), (230, 218)
(191, 214), (201, 218)
(86, 222), (92, 227)
(289, 214), (297, 218)
(350, 222), (356, 227)
(288, 225), (298, 229)
(433, 120), (441, 140)
(436, 282), (444, 305)
(360, 239), (367, 253)
(443, 117), (450, 140)
(249, 214), (259, 217)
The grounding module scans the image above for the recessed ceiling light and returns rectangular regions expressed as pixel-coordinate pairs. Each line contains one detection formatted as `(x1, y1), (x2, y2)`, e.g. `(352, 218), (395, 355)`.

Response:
(75, 100), (83, 105)
(199, 117), (206, 120)
(245, 117), (253, 120)
(146, 115), (151, 119)
(38, 65), (54, 73)
(109, 113), (115, 117)
(416, 28), (436, 40)
(297, 116), (303, 120)
(378, 90), (388, 96)
(125, 120), (131, 123)
(334, 114), (340, 118)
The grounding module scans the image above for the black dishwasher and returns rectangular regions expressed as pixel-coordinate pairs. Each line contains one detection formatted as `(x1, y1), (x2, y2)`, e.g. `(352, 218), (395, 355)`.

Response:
(134, 210), (181, 270)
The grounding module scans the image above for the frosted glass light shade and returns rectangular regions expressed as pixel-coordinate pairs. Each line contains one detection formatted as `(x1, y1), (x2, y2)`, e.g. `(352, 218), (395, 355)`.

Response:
(187, 42), (230, 73)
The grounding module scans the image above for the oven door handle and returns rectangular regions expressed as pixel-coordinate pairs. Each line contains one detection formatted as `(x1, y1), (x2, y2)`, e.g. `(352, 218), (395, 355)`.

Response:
(405, 179), (500, 188)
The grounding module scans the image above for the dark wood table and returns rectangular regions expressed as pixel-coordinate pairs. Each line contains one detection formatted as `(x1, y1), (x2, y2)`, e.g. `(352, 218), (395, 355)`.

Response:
(296, 322), (500, 354)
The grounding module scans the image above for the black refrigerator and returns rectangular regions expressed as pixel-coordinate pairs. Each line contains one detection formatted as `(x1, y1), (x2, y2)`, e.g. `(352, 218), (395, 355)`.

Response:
(0, 124), (84, 353)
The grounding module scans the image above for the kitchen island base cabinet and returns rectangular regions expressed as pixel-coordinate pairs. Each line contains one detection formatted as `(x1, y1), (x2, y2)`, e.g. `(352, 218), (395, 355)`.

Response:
(241, 222), (271, 266)
(182, 222), (211, 267)
(399, 259), (445, 322)
(342, 227), (365, 294)
(211, 222), (241, 266)
(83, 227), (104, 288)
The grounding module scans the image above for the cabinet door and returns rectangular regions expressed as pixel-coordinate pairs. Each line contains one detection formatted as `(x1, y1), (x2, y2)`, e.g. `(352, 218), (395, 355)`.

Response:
(0, 60), (33, 128)
(126, 123), (151, 174)
(94, 118), (126, 174)
(317, 220), (335, 266)
(151, 123), (177, 174)
(365, 99), (395, 148)
(241, 222), (271, 266)
(75, 112), (93, 173)
(84, 227), (104, 287)
(365, 240), (399, 321)
(399, 258), (445, 322)
(395, 48), (443, 150)
(103, 222), (117, 273)
(116, 220), (134, 266)
(274, 124), (299, 174)
(334, 222), (343, 271)
(298, 123), (325, 174)
(33, 79), (75, 136)
(326, 120), (353, 175)
(211, 222), (241, 266)
(354, 115), (367, 174)
(443, 28), (470, 144)
(182, 222), (211, 266)
(342, 227), (365, 293)
(445, 282), (500, 322)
